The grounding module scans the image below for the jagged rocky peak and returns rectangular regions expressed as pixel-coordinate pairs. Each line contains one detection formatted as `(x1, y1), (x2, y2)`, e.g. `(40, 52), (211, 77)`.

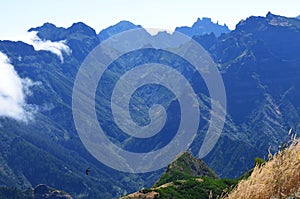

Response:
(194, 17), (213, 26)
(266, 12), (298, 26)
(175, 17), (230, 37)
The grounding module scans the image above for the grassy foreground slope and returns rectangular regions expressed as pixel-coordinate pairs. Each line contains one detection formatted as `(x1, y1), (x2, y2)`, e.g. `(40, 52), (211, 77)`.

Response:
(224, 138), (300, 199)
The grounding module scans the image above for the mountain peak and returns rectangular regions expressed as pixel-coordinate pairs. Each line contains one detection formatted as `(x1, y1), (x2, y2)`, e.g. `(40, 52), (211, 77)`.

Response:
(30, 22), (58, 31)
(28, 23), (66, 41)
(154, 151), (218, 187)
(97, 20), (142, 43)
(194, 17), (212, 25)
(68, 22), (97, 36)
(236, 12), (300, 32)
(265, 12), (296, 27)
(266, 11), (276, 18)
(28, 22), (97, 42)
(168, 152), (218, 178)
(175, 17), (230, 37)
(114, 20), (142, 28)
(28, 22), (58, 32)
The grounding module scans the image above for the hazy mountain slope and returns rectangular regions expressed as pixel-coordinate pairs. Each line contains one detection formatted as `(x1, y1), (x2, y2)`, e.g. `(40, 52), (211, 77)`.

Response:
(0, 23), (145, 198)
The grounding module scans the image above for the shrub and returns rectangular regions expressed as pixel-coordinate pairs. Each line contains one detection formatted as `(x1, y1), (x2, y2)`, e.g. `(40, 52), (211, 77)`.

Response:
(254, 157), (265, 167)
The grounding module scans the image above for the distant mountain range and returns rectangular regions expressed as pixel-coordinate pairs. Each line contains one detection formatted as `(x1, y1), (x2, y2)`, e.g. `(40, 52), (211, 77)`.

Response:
(0, 12), (300, 198)
(97, 17), (230, 42)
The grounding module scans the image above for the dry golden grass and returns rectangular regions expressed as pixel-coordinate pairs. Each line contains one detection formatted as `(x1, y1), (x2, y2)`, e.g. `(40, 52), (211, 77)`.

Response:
(223, 138), (300, 199)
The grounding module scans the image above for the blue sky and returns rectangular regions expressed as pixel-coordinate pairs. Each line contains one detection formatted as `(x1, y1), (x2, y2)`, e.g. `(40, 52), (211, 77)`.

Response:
(1, 0), (300, 39)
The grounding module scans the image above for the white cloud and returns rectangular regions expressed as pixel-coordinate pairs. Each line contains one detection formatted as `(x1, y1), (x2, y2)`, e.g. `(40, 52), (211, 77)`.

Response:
(0, 52), (38, 122)
(3, 31), (71, 63)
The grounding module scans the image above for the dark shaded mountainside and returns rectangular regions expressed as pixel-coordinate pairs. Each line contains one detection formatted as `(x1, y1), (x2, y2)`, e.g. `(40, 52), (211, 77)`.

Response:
(0, 13), (299, 198)
(195, 12), (300, 176)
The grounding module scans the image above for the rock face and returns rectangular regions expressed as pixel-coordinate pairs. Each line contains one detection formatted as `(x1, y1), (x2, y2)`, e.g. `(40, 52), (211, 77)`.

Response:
(33, 184), (73, 199)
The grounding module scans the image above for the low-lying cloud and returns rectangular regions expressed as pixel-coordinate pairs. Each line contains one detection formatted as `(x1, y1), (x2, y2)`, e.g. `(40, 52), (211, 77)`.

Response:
(0, 52), (38, 122)
(3, 31), (71, 62)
